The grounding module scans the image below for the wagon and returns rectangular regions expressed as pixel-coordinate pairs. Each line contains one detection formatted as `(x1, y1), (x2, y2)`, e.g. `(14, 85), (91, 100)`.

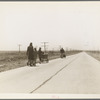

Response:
(41, 53), (49, 63)
(60, 53), (66, 58)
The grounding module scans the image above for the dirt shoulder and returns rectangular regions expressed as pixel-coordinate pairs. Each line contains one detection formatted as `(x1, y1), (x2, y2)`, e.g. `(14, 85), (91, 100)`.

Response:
(0, 51), (81, 72)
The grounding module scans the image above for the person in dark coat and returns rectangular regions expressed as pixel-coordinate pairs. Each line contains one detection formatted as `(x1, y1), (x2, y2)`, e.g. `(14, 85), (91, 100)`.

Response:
(33, 48), (37, 66)
(38, 47), (43, 63)
(27, 42), (34, 66)
(60, 48), (65, 58)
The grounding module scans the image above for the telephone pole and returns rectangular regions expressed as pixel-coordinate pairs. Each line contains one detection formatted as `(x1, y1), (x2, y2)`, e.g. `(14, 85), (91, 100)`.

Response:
(59, 45), (62, 49)
(41, 42), (48, 53)
(18, 44), (21, 53)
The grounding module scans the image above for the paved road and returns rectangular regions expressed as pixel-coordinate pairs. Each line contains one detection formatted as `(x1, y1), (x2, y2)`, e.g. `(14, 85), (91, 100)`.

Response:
(0, 52), (100, 94)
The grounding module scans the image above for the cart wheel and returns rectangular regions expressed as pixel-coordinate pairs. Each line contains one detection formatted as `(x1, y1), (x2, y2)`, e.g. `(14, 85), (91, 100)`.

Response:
(27, 62), (30, 66)
(46, 59), (49, 63)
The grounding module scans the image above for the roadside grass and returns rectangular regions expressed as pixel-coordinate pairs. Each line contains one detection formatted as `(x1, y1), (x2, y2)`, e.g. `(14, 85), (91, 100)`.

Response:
(0, 51), (81, 72)
(87, 51), (100, 62)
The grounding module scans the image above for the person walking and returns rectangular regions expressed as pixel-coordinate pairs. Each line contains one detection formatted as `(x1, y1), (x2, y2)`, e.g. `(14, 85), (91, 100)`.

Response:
(60, 48), (65, 58)
(33, 48), (37, 66)
(38, 47), (43, 63)
(27, 42), (34, 66)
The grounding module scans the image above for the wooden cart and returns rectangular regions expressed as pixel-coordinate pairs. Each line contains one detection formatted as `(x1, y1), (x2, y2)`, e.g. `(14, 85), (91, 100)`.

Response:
(41, 53), (49, 63)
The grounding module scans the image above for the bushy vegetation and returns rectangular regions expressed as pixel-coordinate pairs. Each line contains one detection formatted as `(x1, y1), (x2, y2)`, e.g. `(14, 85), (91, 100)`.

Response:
(0, 50), (81, 72)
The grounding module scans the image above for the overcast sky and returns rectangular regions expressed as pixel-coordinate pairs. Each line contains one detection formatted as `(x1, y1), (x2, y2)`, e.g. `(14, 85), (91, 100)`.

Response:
(0, 2), (100, 51)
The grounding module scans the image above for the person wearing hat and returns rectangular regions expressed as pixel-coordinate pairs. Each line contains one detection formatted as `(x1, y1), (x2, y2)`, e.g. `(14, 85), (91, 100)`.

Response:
(38, 47), (43, 63)
(33, 48), (38, 66)
(27, 42), (34, 66)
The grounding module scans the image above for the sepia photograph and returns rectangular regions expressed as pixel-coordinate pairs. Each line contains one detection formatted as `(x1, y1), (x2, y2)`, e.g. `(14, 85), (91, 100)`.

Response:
(0, 1), (100, 99)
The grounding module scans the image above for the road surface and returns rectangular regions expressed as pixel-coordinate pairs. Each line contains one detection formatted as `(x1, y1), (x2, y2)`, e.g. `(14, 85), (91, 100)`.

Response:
(0, 52), (100, 94)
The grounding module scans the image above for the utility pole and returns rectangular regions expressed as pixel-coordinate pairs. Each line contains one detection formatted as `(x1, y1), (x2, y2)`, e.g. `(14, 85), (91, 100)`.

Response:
(66, 47), (68, 52)
(41, 42), (48, 53)
(18, 44), (21, 53)
(59, 45), (62, 50)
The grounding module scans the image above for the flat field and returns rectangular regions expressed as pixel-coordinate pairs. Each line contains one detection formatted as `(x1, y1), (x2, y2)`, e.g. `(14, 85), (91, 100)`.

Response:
(87, 51), (100, 62)
(0, 51), (81, 72)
